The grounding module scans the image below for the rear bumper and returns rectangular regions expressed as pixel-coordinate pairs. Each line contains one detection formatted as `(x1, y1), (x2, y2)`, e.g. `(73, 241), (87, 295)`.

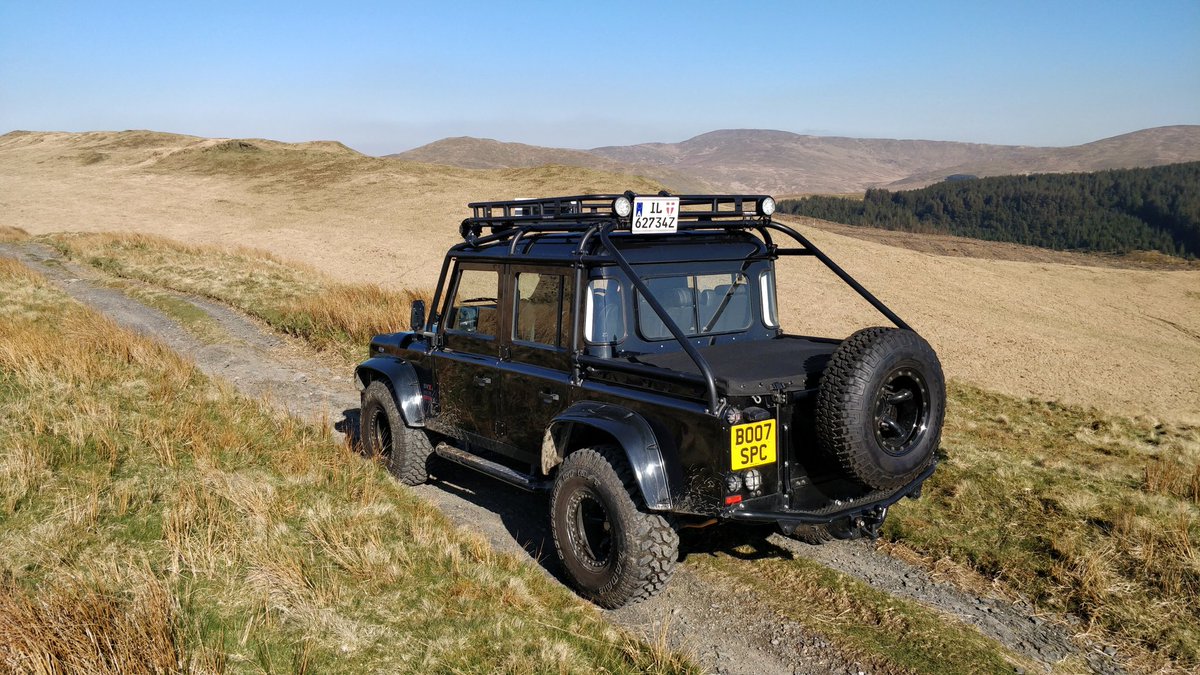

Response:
(719, 460), (937, 535)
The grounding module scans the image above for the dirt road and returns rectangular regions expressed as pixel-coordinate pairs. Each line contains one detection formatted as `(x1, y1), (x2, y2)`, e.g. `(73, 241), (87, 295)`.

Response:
(0, 241), (1124, 674)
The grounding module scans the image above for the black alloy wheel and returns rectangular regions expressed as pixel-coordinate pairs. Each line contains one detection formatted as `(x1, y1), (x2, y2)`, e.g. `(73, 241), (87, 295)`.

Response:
(369, 407), (393, 456)
(360, 380), (433, 486)
(566, 486), (614, 571)
(873, 367), (930, 456)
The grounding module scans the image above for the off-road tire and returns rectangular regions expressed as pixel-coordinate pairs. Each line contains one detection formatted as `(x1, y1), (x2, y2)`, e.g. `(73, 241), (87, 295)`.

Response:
(550, 445), (679, 609)
(816, 327), (945, 490)
(360, 380), (433, 486)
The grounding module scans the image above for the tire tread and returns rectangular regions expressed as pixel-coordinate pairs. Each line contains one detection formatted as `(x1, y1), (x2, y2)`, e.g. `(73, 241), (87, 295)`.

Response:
(550, 445), (679, 608)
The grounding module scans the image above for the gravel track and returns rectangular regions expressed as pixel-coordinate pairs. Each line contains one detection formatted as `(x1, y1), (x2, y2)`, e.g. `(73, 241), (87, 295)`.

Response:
(0, 241), (1125, 674)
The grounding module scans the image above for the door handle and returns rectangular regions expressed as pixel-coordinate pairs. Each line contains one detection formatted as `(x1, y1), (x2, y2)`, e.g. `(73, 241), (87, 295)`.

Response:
(473, 375), (492, 387)
(540, 391), (560, 404)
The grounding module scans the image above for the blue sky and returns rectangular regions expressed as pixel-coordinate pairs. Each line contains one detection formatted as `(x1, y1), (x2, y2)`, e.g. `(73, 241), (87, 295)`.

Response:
(1, 1), (1197, 154)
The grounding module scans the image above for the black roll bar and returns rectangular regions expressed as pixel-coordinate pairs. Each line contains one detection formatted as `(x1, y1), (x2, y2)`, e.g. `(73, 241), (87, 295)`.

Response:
(765, 222), (912, 332)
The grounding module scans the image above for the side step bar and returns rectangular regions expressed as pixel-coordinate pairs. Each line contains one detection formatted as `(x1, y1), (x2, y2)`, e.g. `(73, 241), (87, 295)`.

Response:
(434, 443), (549, 492)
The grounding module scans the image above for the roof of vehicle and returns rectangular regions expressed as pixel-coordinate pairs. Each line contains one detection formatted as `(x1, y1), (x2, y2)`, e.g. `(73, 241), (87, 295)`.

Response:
(451, 230), (770, 265)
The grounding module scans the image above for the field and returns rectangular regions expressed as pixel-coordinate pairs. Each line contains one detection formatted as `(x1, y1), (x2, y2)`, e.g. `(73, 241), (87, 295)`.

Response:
(2, 130), (1199, 670)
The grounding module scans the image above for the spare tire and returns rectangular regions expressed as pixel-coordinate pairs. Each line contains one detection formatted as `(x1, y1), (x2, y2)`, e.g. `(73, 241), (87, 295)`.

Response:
(815, 327), (945, 490)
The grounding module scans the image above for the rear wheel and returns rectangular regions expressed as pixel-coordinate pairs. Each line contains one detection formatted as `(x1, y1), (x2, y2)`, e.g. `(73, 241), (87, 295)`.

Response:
(550, 446), (678, 608)
(816, 328), (945, 490)
(360, 380), (433, 486)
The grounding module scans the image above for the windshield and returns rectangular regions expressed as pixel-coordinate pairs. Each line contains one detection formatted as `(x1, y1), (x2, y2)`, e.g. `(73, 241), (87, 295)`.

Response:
(636, 271), (752, 340)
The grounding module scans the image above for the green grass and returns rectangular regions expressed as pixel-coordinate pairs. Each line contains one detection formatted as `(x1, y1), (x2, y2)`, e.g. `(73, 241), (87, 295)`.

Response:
(887, 384), (1199, 667)
(0, 257), (697, 674)
(109, 280), (226, 343)
(694, 546), (1035, 675)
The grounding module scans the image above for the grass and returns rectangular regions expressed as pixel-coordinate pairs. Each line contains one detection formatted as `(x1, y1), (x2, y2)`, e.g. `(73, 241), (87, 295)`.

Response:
(48, 232), (426, 362)
(693, 547), (1036, 675)
(887, 384), (1200, 668)
(113, 280), (226, 343)
(0, 257), (697, 673)
(44, 231), (1200, 669)
(0, 225), (30, 242)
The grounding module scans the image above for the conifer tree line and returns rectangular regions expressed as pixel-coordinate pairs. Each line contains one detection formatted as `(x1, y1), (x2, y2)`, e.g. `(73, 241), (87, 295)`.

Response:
(778, 162), (1200, 258)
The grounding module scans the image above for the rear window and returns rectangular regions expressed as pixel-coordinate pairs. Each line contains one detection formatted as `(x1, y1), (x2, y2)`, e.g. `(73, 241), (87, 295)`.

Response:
(636, 272), (751, 340)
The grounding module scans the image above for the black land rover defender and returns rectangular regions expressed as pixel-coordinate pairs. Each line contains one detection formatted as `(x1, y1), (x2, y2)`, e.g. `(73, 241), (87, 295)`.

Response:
(356, 193), (944, 608)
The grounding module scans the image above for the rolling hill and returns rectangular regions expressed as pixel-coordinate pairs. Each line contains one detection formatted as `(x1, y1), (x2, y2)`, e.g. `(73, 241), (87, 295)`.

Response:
(392, 125), (1200, 195)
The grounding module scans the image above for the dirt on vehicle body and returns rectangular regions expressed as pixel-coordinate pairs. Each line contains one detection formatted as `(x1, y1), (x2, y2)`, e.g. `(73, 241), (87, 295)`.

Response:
(357, 192), (946, 607)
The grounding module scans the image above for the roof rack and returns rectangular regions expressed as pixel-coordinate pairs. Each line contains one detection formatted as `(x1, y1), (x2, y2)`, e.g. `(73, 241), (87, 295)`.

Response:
(460, 191), (776, 240)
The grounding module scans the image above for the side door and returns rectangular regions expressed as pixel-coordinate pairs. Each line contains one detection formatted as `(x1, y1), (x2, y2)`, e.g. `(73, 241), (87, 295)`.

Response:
(432, 263), (505, 450)
(499, 266), (574, 466)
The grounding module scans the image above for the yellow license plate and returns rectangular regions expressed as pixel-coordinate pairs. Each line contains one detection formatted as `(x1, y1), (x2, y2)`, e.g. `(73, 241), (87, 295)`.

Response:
(730, 419), (776, 470)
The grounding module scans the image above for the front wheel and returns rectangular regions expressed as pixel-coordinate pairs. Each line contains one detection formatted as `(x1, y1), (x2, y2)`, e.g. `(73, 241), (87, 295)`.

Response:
(549, 446), (679, 608)
(360, 380), (433, 486)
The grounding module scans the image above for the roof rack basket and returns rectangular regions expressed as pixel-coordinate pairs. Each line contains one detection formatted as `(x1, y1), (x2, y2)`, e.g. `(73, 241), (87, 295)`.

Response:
(460, 192), (777, 240)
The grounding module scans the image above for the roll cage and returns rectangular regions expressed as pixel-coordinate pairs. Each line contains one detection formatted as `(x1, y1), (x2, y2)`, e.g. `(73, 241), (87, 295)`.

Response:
(425, 192), (911, 416)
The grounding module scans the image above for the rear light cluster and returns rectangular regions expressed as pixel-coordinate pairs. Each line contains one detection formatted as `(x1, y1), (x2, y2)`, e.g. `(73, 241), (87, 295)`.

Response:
(724, 468), (764, 505)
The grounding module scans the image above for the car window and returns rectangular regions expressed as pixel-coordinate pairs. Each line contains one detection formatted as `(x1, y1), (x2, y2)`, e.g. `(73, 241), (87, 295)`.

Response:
(637, 272), (750, 340)
(447, 268), (499, 337)
(514, 272), (571, 348)
(585, 278), (626, 344)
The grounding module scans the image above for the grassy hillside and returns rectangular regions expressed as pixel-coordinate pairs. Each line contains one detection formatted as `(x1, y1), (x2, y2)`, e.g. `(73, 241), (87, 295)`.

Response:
(780, 163), (1200, 258)
(42, 232), (1200, 669)
(0, 130), (666, 288)
(0, 256), (696, 673)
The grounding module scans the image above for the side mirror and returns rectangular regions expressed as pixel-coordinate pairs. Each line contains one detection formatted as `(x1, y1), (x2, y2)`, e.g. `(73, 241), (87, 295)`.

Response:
(410, 300), (426, 333)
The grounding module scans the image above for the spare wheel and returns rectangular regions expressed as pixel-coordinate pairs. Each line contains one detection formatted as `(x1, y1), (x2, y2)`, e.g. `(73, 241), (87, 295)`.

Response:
(815, 327), (945, 490)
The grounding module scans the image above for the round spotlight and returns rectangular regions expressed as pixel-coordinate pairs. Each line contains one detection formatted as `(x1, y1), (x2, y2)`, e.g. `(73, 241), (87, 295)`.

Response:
(724, 407), (743, 425)
(759, 196), (776, 216)
(724, 473), (743, 494)
(744, 469), (762, 492)
(613, 196), (632, 218)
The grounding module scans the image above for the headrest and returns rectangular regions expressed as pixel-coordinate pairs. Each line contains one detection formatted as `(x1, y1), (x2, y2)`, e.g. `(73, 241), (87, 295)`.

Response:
(661, 287), (691, 307)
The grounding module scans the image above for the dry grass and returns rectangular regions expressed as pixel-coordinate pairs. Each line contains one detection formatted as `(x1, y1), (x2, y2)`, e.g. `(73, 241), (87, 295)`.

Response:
(0, 225), (29, 242)
(888, 383), (1200, 668)
(49, 232), (428, 359)
(0, 261), (697, 673)
(0, 575), (181, 674)
(692, 542), (1033, 675)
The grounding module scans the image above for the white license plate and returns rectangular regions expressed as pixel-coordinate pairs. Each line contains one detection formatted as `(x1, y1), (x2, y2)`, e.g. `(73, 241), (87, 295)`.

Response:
(631, 197), (679, 233)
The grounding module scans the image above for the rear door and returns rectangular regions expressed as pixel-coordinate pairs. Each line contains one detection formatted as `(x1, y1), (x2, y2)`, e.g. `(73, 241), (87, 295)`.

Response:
(499, 266), (574, 466)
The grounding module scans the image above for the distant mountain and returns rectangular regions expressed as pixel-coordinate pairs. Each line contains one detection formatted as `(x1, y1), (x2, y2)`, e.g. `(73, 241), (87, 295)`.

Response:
(388, 137), (714, 193)
(885, 126), (1200, 190)
(393, 126), (1200, 195)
